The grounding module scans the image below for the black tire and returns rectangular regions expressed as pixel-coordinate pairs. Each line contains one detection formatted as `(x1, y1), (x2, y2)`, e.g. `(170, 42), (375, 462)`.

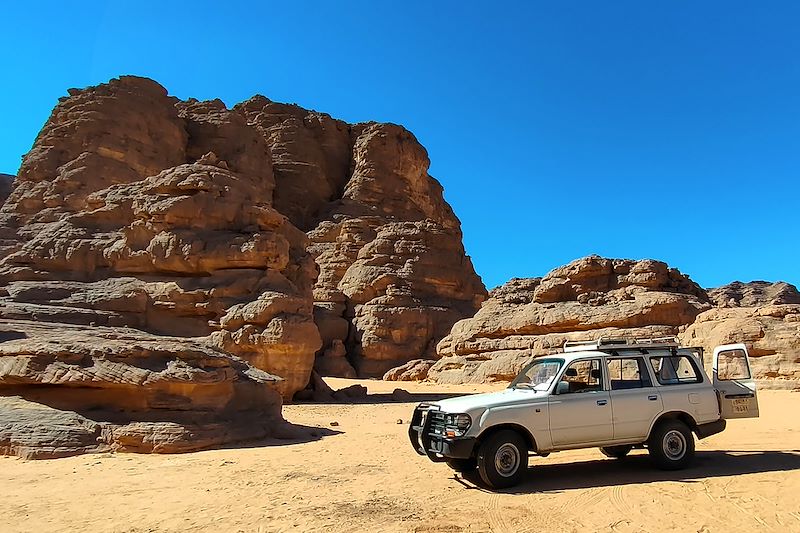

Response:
(477, 430), (528, 489)
(600, 445), (632, 459)
(647, 420), (695, 470)
(445, 458), (477, 473)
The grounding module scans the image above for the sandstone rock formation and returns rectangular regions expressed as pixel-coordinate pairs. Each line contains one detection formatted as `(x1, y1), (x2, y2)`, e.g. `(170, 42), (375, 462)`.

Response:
(0, 174), (13, 205)
(0, 75), (484, 455)
(428, 256), (711, 383)
(708, 281), (800, 307)
(679, 281), (800, 387)
(0, 320), (284, 458)
(0, 77), (320, 401)
(234, 100), (486, 378)
(383, 359), (436, 381)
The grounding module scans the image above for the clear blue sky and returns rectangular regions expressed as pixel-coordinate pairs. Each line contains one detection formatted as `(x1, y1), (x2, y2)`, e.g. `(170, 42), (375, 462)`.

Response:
(1, 1), (798, 289)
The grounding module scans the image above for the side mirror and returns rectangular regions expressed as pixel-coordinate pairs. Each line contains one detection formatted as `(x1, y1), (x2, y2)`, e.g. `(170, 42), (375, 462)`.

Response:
(556, 381), (570, 394)
(565, 368), (578, 377)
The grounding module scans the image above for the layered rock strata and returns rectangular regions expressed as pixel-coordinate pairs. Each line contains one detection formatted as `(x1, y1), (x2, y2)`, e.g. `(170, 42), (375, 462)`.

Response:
(0, 77), (320, 400)
(0, 320), (283, 458)
(234, 99), (486, 378)
(428, 256), (712, 383)
(680, 282), (800, 387)
(0, 74), (485, 457)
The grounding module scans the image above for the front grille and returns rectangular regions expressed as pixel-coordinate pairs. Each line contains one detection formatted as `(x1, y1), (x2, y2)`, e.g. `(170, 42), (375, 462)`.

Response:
(428, 411), (446, 437)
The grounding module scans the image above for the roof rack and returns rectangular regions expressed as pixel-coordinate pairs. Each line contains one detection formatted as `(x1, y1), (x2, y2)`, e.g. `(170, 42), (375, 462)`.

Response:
(563, 337), (679, 353)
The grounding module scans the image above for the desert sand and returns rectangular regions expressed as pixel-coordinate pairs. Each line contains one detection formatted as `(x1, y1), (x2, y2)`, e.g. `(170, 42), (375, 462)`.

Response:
(1, 380), (799, 533)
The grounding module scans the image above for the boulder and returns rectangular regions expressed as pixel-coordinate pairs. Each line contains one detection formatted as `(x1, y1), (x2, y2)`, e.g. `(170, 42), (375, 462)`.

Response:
(0, 320), (283, 458)
(431, 256), (712, 383)
(383, 359), (436, 381)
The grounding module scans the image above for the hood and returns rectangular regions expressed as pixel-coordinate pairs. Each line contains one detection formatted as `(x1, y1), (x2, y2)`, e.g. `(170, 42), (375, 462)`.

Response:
(430, 387), (548, 414)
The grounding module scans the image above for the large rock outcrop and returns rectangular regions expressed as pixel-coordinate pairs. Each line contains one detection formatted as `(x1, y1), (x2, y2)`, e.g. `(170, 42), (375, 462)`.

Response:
(0, 75), (485, 455)
(0, 77), (322, 455)
(0, 77), (320, 400)
(679, 281), (800, 387)
(428, 256), (711, 383)
(235, 100), (486, 378)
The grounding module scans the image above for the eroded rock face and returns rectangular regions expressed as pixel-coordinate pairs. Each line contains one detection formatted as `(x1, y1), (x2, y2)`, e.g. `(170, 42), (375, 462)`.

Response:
(0, 320), (283, 458)
(429, 256), (711, 383)
(708, 281), (800, 308)
(679, 305), (800, 387)
(0, 74), (484, 457)
(0, 75), (321, 438)
(0, 174), (13, 205)
(235, 101), (487, 378)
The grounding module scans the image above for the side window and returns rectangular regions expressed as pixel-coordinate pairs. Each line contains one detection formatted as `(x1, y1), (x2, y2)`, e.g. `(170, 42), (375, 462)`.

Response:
(649, 355), (702, 385)
(717, 349), (751, 380)
(557, 359), (603, 394)
(607, 357), (653, 390)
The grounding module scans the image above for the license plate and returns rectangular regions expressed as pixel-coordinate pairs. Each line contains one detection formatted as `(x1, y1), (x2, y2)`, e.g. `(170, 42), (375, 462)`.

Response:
(733, 399), (749, 413)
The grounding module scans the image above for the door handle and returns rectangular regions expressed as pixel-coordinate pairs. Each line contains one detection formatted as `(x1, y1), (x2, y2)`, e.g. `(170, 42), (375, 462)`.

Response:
(648, 395), (658, 401)
(597, 400), (607, 406)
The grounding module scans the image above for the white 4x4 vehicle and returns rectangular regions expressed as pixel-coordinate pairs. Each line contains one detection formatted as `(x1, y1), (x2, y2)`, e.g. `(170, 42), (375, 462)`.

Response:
(409, 338), (759, 489)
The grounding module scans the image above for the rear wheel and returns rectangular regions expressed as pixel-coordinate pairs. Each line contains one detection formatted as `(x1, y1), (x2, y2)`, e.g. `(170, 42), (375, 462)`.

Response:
(477, 430), (528, 489)
(647, 420), (695, 470)
(600, 445), (632, 459)
(445, 458), (477, 472)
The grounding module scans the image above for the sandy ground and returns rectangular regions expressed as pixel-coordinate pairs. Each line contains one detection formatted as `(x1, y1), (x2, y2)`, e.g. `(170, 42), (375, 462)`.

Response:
(1, 380), (799, 533)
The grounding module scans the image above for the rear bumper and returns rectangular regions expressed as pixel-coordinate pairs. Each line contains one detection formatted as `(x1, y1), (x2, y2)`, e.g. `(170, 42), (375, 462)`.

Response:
(696, 419), (727, 439)
(408, 405), (477, 461)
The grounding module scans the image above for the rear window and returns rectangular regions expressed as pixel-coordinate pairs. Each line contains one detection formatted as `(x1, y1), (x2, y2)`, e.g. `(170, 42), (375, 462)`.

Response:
(716, 349), (751, 380)
(649, 355), (702, 385)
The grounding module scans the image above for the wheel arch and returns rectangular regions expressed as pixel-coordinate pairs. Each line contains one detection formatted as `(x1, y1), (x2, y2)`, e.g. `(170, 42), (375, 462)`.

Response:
(648, 410), (698, 439)
(477, 423), (538, 453)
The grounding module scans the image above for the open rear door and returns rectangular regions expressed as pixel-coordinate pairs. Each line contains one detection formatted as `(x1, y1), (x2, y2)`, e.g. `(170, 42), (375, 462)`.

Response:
(713, 343), (759, 419)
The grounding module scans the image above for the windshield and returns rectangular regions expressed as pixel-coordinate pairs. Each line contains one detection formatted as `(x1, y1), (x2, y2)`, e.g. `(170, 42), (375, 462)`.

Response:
(510, 358), (564, 391)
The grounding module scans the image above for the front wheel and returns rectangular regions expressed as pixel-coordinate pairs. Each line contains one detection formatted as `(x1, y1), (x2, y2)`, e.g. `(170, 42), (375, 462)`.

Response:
(600, 445), (632, 459)
(445, 458), (477, 472)
(647, 420), (695, 470)
(477, 430), (528, 489)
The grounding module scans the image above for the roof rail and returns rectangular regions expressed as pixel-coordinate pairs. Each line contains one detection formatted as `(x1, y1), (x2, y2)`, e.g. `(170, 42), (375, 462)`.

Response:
(563, 337), (679, 352)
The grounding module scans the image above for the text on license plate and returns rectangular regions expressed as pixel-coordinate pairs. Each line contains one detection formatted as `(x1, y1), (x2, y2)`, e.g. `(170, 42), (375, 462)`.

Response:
(733, 399), (749, 413)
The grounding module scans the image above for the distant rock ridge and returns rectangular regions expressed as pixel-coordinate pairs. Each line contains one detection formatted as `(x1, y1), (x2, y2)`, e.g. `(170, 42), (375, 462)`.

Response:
(708, 281), (800, 307)
(424, 256), (711, 383)
(680, 281), (800, 385)
(385, 259), (799, 388)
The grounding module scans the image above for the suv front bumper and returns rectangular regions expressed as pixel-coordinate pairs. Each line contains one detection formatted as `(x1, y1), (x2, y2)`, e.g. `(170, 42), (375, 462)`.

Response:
(408, 404), (476, 462)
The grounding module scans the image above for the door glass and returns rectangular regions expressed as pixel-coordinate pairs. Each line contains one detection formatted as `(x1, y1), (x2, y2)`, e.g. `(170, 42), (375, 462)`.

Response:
(558, 359), (603, 393)
(607, 357), (652, 389)
(717, 349), (751, 380)
(649, 355), (702, 385)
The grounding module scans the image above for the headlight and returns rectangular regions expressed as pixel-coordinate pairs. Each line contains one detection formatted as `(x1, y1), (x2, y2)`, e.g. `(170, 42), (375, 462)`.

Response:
(443, 413), (472, 436)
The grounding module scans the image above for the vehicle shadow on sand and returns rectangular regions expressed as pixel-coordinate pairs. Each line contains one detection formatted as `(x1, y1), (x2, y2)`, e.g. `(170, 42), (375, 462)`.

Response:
(460, 450), (800, 493)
